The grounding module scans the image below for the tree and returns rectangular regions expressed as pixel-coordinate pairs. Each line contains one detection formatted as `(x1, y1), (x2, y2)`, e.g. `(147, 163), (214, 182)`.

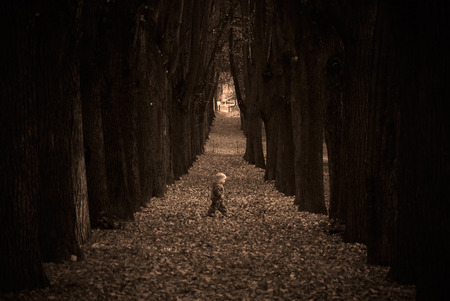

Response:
(238, 0), (265, 169)
(365, 0), (397, 266)
(386, 1), (450, 299)
(0, 3), (49, 290)
(263, 0), (296, 195)
(35, 0), (88, 261)
(283, 0), (327, 214)
(323, 52), (345, 222)
(80, 0), (111, 228)
(323, 0), (379, 242)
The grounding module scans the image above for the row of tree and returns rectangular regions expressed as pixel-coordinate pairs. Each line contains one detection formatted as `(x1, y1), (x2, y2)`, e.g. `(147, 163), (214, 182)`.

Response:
(229, 0), (449, 299)
(0, 0), (228, 292)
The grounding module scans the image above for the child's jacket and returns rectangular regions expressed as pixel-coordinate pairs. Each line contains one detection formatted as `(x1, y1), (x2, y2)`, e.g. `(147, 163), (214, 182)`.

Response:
(211, 183), (225, 200)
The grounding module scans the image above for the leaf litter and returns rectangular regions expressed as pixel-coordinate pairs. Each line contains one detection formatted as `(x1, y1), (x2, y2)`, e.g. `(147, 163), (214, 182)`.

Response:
(4, 112), (415, 300)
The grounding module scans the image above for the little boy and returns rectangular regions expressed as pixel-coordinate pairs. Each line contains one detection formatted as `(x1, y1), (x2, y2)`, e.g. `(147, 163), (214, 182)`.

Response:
(207, 172), (228, 217)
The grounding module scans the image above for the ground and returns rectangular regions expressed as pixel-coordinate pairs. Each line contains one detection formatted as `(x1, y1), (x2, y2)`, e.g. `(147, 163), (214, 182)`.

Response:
(2, 112), (415, 300)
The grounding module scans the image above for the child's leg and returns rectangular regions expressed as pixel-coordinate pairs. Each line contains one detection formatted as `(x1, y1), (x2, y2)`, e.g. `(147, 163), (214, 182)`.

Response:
(217, 200), (228, 216)
(207, 200), (217, 216)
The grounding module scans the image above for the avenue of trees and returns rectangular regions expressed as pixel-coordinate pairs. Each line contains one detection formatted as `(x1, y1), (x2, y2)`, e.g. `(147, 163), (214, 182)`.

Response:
(1, 0), (449, 299)
(229, 0), (449, 299)
(1, 0), (226, 292)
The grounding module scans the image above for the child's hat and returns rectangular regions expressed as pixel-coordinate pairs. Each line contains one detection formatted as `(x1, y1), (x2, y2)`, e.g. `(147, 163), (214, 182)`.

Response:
(214, 172), (227, 182)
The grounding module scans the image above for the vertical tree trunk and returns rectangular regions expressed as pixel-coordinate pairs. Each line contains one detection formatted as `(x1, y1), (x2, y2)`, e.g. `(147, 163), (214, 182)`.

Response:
(0, 3), (49, 290)
(36, 0), (88, 261)
(80, 17), (110, 228)
(337, 1), (378, 243)
(240, 0), (265, 169)
(388, 1), (450, 299)
(271, 1), (296, 196)
(244, 99), (265, 168)
(275, 100), (296, 196)
(289, 3), (327, 214)
(365, 0), (397, 266)
(102, 49), (137, 220)
(99, 1), (154, 220)
(324, 53), (345, 221)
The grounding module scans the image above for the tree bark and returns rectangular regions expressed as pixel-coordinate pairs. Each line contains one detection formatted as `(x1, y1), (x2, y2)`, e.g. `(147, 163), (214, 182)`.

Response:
(324, 53), (345, 221)
(288, 2), (327, 214)
(365, 0), (397, 266)
(270, 1), (296, 196)
(100, 2), (144, 220)
(335, 0), (378, 242)
(0, 3), (49, 290)
(80, 0), (111, 228)
(388, 1), (450, 299)
(36, 0), (88, 261)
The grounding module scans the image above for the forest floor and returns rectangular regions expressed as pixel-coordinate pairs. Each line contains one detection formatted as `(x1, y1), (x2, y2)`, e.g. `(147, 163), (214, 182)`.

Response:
(3, 112), (415, 300)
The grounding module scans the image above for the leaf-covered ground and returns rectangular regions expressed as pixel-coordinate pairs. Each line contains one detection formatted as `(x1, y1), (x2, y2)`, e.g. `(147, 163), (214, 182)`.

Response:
(4, 112), (415, 300)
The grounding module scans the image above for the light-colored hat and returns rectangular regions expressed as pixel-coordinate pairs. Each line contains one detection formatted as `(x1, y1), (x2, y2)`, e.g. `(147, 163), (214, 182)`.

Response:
(214, 172), (227, 183)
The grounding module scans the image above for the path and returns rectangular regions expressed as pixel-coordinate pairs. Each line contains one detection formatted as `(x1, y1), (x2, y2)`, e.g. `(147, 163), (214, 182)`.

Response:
(10, 112), (415, 300)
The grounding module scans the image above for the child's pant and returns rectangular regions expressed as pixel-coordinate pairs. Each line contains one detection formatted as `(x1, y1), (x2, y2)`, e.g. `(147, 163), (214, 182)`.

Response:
(207, 199), (227, 216)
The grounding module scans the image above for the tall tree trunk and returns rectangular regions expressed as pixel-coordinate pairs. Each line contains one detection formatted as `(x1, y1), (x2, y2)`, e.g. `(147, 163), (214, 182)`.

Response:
(102, 49), (137, 220)
(275, 100), (296, 196)
(365, 0), (397, 266)
(324, 53), (345, 221)
(240, 0), (265, 169)
(337, 1), (378, 242)
(80, 0), (110, 228)
(0, 3), (49, 290)
(388, 1), (450, 299)
(36, 0), (88, 262)
(289, 3), (327, 214)
(100, 2), (150, 220)
(244, 85), (265, 168)
(229, 19), (246, 117)
(271, 1), (296, 196)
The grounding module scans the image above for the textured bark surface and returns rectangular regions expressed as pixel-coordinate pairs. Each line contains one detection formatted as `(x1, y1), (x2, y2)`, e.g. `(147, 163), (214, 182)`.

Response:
(288, 2), (327, 214)
(36, 0), (87, 261)
(0, 4), (49, 290)
(365, 0), (397, 266)
(239, 0), (265, 169)
(323, 44), (344, 221)
(388, 1), (450, 299)
(337, 1), (378, 243)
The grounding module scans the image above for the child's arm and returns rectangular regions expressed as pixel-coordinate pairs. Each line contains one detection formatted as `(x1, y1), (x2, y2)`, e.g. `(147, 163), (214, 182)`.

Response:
(212, 184), (224, 198)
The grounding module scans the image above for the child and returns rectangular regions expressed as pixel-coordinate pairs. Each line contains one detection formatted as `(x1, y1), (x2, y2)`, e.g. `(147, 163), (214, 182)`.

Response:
(207, 172), (228, 217)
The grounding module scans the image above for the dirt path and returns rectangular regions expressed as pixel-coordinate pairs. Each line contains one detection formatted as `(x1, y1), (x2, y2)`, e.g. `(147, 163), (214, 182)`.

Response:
(6, 112), (415, 300)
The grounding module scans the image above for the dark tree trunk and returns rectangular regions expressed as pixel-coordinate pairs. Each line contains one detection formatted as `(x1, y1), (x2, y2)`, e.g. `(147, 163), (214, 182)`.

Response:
(229, 19), (246, 117)
(102, 49), (137, 220)
(388, 1), (450, 299)
(337, 1), (378, 243)
(290, 61), (326, 213)
(240, 0), (265, 169)
(324, 53), (344, 221)
(256, 2), (278, 181)
(99, 1), (158, 220)
(289, 3), (327, 214)
(244, 102), (265, 169)
(171, 98), (188, 179)
(0, 3), (49, 290)
(36, 0), (88, 262)
(317, 15), (345, 220)
(275, 100), (296, 196)
(259, 62), (276, 181)
(80, 0), (110, 228)
(270, 1), (296, 196)
(365, 0), (397, 266)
